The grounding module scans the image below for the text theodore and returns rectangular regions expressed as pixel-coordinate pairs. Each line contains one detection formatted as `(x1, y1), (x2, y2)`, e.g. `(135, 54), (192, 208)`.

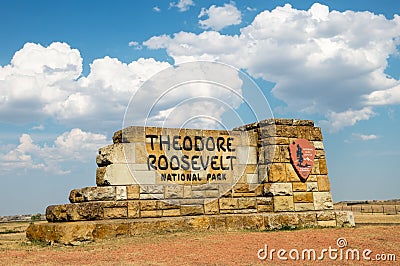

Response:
(146, 134), (237, 175)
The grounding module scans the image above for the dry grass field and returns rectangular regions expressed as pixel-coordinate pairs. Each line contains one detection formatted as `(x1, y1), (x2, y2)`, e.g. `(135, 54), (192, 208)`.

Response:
(0, 215), (399, 265)
(354, 213), (400, 224)
(334, 200), (400, 216)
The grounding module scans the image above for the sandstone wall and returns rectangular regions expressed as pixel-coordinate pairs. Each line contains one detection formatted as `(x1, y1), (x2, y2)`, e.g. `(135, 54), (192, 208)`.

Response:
(96, 127), (258, 186)
(27, 118), (354, 245)
(89, 118), (333, 216)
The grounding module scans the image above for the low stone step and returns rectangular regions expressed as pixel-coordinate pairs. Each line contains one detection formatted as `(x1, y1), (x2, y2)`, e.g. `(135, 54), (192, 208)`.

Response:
(27, 211), (354, 245)
(46, 196), (275, 222)
(69, 184), (264, 203)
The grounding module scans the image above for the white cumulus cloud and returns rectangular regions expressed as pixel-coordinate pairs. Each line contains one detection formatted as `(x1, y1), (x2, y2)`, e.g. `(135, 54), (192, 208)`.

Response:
(170, 0), (194, 12)
(352, 133), (379, 141)
(144, 31), (242, 63)
(0, 42), (82, 123)
(0, 128), (108, 174)
(0, 42), (248, 132)
(31, 124), (45, 131)
(319, 107), (376, 132)
(2, 4), (400, 134)
(123, 61), (245, 129)
(198, 2), (242, 31)
(0, 43), (172, 132)
(145, 3), (400, 131)
(364, 84), (400, 105)
(128, 41), (142, 50)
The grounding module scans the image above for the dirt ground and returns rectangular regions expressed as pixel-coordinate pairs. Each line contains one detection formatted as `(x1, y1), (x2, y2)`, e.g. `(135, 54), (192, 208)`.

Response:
(0, 216), (399, 265)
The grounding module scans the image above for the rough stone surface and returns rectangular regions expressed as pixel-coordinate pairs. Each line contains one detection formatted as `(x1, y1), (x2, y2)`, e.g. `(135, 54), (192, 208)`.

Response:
(140, 200), (158, 211)
(316, 211), (336, 221)
(264, 183), (293, 196)
(226, 216), (244, 230)
(140, 193), (164, 200)
(96, 167), (106, 186)
(210, 216), (227, 229)
(126, 185), (140, 200)
(256, 197), (273, 205)
(268, 213), (299, 229)
(293, 192), (314, 203)
(27, 211), (354, 245)
(294, 203), (315, 211)
(96, 143), (136, 166)
(236, 146), (257, 165)
(204, 199), (219, 215)
(69, 186), (115, 203)
(185, 216), (210, 229)
(317, 175), (331, 191)
(180, 205), (204, 216)
(238, 198), (257, 209)
(165, 186), (184, 199)
(313, 141), (324, 150)
(313, 192), (334, 210)
(46, 203), (105, 222)
(310, 127), (323, 141)
(127, 201), (140, 218)
(306, 182), (319, 192)
(27, 221), (98, 245)
(179, 199), (204, 205)
(116, 186), (127, 200)
(113, 126), (146, 143)
(273, 196), (295, 212)
(99, 164), (157, 185)
(317, 220), (336, 227)
(297, 212), (317, 226)
(92, 222), (130, 240)
(319, 159), (328, 175)
(243, 215), (264, 230)
(285, 163), (300, 182)
(141, 185), (164, 194)
(29, 119), (348, 244)
(219, 198), (239, 210)
(292, 182), (307, 192)
(162, 209), (181, 217)
(257, 204), (273, 212)
(141, 210), (162, 218)
(267, 163), (286, 182)
(293, 119), (314, 126)
(335, 211), (355, 227)
(103, 207), (127, 219)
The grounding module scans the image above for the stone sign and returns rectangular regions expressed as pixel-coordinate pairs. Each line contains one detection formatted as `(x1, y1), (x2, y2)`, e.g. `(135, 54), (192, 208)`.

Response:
(96, 126), (258, 188)
(27, 118), (355, 245)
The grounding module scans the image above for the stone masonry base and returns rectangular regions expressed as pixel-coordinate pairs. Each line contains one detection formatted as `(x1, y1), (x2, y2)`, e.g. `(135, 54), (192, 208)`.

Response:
(27, 211), (354, 245)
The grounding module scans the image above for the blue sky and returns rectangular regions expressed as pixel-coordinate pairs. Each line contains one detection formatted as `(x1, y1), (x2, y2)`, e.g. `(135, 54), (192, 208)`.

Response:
(0, 0), (399, 215)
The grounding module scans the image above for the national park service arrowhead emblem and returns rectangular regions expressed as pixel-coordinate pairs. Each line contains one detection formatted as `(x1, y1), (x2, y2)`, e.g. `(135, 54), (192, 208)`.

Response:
(289, 139), (315, 181)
